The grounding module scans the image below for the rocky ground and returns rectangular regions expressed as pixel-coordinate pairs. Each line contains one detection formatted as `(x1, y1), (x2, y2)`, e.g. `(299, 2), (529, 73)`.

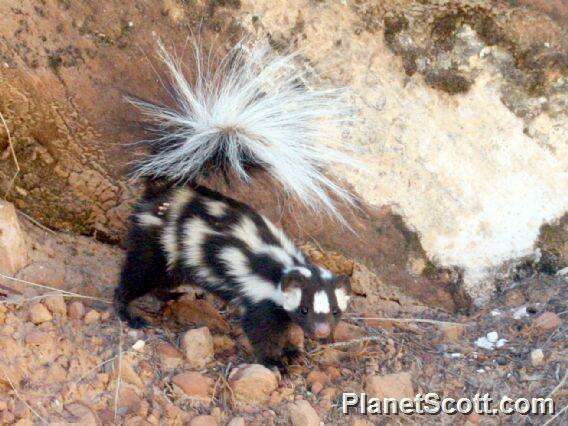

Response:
(0, 200), (566, 425)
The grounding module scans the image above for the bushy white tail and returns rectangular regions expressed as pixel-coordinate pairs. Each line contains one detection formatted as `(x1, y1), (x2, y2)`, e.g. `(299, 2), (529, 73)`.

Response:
(130, 39), (361, 219)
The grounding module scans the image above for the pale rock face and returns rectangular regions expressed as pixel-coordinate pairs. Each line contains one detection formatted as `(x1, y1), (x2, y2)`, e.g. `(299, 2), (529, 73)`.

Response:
(239, 0), (568, 304)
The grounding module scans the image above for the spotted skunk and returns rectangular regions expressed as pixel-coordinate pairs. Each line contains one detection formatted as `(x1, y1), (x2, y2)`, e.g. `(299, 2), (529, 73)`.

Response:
(115, 40), (358, 368)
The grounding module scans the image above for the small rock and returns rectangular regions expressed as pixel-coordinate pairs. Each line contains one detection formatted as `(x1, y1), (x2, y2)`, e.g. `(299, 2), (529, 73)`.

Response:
(365, 372), (414, 399)
(505, 289), (525, 306)
(210, 407), (221, 420)
(65, 403), (99, 424)
(132, 340), (145, 351)
(189, 415), (218, 426)
(0, 201), (28, 275)
(349, 418), (373, 426)
(530, 348), (545, 367)
(118, 386), (142, 414)
(287, 400), (320, 426)
(172, 372), (212, 402)
(43, 295), (67, 316)
(441, 324), (465, 342)
(167, 299), (230, 333)
(316, 347), (344, 365)
(84, 310), (100, 324)
(486, 331), (499, 343)
(180, 327), (214, 369)
(28, 303), (52, 324)
(332, 321), (365, 342)
(227, 417), (246, 426)
(533, 312), (561, 332)
(228, 364), (278, 406)
(306, 371), (329, 386)
(311, 382), (323, 394)
(325, 366), (341, 380)
(68, 301), (85, 319)
(475, 336), (494, 350)
(25, 330), (49, 346)
(513, 306), (529, 320)
(156, 342), (184, 370)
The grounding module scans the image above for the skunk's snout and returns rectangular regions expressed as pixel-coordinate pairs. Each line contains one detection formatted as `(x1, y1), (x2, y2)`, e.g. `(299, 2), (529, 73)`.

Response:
(313, 322), (331, 339)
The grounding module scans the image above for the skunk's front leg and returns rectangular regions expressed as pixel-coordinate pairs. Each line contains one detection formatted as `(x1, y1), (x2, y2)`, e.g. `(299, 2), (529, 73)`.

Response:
(241, 301), (292, 371)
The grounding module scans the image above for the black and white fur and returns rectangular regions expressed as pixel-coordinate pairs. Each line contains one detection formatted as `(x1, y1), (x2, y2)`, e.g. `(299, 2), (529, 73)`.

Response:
(115, 184), (351, 367)
(115, 40), (356, 368)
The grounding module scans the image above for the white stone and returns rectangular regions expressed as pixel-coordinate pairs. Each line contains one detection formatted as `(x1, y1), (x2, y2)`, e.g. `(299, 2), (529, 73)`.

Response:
(486, 331), (499, 343)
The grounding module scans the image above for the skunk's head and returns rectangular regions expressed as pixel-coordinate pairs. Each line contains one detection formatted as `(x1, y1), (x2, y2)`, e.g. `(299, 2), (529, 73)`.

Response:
(279, 267), (351, 340)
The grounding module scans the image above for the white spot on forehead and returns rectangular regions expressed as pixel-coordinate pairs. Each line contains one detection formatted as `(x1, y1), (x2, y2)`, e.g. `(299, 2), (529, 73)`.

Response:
(313, 291), (330, 314)
(206, 200), (226, 217)
(319, 267), (333, 280)
(284, 266), (312, 278)
(137, 213), (163, 227)
(335, 288), (350, 312)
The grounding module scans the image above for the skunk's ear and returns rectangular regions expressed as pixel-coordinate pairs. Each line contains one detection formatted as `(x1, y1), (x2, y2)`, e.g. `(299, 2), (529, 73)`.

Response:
(334, 275), (351, 293)
(281, 269), (307, 292)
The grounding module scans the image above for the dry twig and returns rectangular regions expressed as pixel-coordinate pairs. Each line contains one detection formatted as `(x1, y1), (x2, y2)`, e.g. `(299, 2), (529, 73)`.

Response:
(1, 369), (47, 423)
(347, 315), (472, 327)
(0, 111), (20, 199)
(114, 320), (124, 424)
(0, 273), (112, 304)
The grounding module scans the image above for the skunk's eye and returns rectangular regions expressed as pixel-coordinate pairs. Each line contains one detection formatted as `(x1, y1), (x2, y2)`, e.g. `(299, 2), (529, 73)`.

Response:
(332, 308), (341, 316)
(300, 306), (309, 315)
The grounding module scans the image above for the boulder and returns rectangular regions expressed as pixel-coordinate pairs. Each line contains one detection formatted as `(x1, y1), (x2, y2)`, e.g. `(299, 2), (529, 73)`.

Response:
(0, 201), (27, 275)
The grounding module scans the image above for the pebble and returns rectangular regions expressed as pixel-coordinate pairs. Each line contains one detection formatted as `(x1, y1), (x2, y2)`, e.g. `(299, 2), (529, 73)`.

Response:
(228, 364), (278, 406)
(68, 301), (85, 319)
(441, 324), (465, 342)
(533, 312), (561, 332)
(530, 348), (545, 367)
(43, 295), (67, 316)
(287, 400), (320, 426)
(227, 417), (246, 426)
(84, 309), (100, 324)
(486, 331), (499, 343)
(332, 321), (365, 342)
(181, 327), (214, 369)
(311, 382), (323, 394)
(306, 371), (329, 386)
(172, 372), (212, 401)
(29, 303), (52, 324)
(156, 342), (184, 370)
(25, 330), (49, 346)
(189, 415), (218, 426)
(365, 372), (414, 399)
